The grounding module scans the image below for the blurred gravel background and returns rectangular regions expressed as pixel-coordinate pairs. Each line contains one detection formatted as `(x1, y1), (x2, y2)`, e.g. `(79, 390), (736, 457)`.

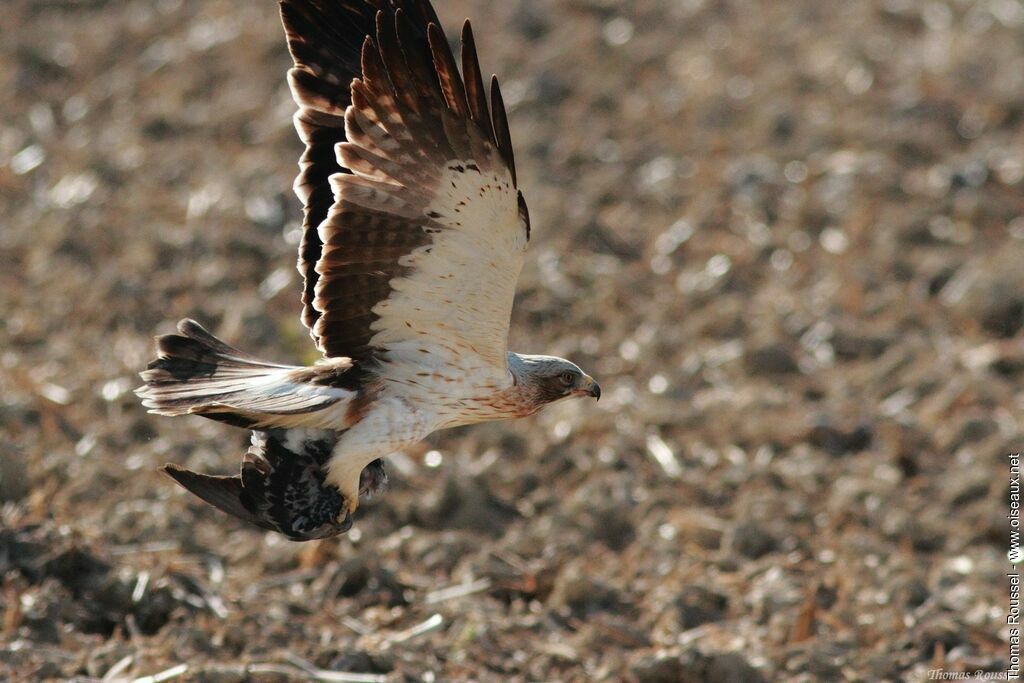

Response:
(2, 0), (1023, 680)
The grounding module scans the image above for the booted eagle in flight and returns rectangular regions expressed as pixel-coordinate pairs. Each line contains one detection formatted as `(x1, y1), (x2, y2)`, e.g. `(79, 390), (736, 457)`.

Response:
(137, 0), (600, 541)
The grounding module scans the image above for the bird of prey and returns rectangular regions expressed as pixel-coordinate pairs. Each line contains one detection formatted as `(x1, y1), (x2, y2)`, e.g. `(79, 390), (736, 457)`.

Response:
(137, 0), (600, 541)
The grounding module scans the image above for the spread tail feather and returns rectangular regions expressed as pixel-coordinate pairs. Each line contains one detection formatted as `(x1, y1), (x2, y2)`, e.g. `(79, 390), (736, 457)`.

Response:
(136, 319), (342, 428)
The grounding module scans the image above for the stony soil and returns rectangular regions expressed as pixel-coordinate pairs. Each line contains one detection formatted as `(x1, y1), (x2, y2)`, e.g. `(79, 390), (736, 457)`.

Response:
(1, 0), (1022, 680)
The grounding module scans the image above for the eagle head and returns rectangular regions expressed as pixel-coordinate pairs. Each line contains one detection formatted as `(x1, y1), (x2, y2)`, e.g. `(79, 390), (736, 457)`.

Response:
(509, 353), (601, 410)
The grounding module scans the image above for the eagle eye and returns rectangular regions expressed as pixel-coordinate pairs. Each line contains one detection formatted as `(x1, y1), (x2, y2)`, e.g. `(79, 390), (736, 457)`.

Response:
(559, 371), (576, 386)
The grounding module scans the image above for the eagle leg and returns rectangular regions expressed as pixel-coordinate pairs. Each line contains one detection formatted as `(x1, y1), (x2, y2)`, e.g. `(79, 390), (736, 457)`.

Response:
(359, 459), (389, 497)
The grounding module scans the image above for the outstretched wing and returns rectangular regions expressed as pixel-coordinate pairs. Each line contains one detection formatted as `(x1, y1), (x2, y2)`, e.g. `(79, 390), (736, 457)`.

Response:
(281, 0), (530, 376)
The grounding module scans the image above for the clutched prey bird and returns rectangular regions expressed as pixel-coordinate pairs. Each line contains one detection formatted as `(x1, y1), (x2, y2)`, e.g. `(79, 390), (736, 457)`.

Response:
(136, 0), (600, 541)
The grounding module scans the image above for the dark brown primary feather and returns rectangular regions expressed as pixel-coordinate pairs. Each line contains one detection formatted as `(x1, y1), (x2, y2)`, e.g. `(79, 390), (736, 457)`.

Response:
(489, 75), (515, 187)
(428, 23), (468, 118)
(163, 465), (276, 532)
(460, 21), (493, 139)
(280, 0), (528, 362)
(280, 0), (378, 341)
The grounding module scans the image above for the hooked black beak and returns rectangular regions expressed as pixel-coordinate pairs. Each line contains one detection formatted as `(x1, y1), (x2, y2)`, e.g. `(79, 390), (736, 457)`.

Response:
(580, 374), (600, 401)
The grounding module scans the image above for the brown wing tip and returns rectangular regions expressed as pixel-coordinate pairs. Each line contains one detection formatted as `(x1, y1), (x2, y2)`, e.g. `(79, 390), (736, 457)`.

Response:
(489, 75), (516, 186)
(162, 462), (192, 482)
(427, 21), (441, 41)
(162, 463), (233, 494)
(161, 464), (274, 531)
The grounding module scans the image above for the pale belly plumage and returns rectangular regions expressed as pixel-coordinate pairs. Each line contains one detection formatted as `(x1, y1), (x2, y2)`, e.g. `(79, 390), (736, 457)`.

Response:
(323, 362), (521, 509)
